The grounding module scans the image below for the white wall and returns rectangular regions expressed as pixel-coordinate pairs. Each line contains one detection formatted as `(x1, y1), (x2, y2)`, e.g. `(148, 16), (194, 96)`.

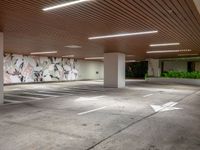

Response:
(163, 61), (187, 72)
(77, 60), (104, 80)
(193, 0), (200, 15)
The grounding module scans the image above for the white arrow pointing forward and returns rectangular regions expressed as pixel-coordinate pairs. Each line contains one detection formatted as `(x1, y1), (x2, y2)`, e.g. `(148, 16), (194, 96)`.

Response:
(151, 101), (182, 112)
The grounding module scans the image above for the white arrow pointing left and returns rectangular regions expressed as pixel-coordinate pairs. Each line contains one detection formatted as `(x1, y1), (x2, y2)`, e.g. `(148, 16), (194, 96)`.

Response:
(151, 101), (182, 112)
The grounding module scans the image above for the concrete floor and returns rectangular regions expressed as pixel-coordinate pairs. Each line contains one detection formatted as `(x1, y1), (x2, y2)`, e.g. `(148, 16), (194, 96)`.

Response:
(1, 80), (200, 150)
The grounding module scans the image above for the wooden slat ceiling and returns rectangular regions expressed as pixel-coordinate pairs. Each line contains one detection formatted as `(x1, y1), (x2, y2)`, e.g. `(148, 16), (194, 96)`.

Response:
(0, 0), (200, 60)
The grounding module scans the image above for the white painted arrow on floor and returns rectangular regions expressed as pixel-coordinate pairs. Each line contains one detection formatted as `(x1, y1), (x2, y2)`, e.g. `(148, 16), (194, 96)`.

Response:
(151, 101), (182, 112)
(75, 96), (105, 102)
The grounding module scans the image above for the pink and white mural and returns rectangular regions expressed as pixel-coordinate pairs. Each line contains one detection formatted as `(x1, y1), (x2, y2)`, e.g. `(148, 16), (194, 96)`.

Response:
(4, 53), (79, 84)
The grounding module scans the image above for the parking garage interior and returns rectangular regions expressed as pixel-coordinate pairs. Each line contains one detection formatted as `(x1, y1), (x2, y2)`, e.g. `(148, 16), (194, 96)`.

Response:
(0, 0), (200, 150)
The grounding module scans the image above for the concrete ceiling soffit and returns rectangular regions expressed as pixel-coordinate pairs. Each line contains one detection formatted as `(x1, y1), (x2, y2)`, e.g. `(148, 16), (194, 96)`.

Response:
(193, 0), (200, 15)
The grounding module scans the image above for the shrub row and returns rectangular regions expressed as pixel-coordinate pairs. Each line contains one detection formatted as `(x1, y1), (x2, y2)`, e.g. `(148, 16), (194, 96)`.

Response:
(161, 71), (200, 79)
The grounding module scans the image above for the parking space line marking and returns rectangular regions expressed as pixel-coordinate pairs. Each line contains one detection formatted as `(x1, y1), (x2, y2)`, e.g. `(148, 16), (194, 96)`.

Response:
(23, 92), (58, 97)
(4, 99), (23, 104)
(195, 91), (200, 95)
(143, 94), (153, 97)
(38, 91), (74, 95)
(5, 94), (42, 100)
(78, 106), (108, 115)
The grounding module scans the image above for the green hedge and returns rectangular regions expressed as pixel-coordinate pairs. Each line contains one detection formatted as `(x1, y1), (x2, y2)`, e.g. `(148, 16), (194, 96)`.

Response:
(161, 71), (200, 79)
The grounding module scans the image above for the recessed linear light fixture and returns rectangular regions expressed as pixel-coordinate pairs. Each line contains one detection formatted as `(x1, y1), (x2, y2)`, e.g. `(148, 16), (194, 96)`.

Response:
(62, 55), (75, 58)
(178, 54), (198, 56)
(126, 60), (136, 63)
(43, 0), (91, 11)
(64, 45), (82, 49)
(84, 57), (104, 60)
(146, 49), (191, 54)
(30, 51), (57, 55)
(88, 30), (158, 40)
(126, 55), (135, 57)
(150, 43), (180, 47)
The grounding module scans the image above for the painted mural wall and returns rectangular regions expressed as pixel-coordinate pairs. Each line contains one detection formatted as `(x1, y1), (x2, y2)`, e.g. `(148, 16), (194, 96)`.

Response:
(4, 53), (78, 84)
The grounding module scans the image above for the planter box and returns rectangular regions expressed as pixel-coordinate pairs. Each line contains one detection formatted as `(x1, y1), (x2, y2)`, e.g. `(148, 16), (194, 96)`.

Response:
(146, 77), (200, 86)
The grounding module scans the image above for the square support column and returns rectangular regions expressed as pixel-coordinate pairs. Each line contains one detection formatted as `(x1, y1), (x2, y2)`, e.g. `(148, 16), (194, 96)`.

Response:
(0, 33), (3, 104)
(104, 53), (125, 88)
(148, 59), (161, 77)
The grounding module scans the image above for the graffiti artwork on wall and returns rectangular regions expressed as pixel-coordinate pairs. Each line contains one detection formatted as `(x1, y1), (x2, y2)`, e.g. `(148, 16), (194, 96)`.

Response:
(4, 53), (79, 84)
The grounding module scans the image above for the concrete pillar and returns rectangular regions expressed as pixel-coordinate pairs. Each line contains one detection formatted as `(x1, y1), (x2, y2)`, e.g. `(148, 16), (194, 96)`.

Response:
(104, 53), (125, 88)
(148, 59), (161, 77)
(0, 32), (3, 104)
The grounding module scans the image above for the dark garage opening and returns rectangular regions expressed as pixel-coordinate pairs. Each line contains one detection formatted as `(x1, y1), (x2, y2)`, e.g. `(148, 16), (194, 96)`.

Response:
(126, 61), (148, 79)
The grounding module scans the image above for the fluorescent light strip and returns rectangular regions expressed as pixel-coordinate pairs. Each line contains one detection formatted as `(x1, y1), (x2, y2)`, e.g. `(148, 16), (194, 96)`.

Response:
(62, 55), (74, 58)
(146, 49), (191, 54)
(88, 30), (158, 40)
(43, 0), (91, 11)
(150, 43), (180, 47)
(64, 45), (82, 48)
(31, 51), (57, 55)
(126, 55), (135, 57)
(85, 57), (104, 60)
(126, 60), (136, 63)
